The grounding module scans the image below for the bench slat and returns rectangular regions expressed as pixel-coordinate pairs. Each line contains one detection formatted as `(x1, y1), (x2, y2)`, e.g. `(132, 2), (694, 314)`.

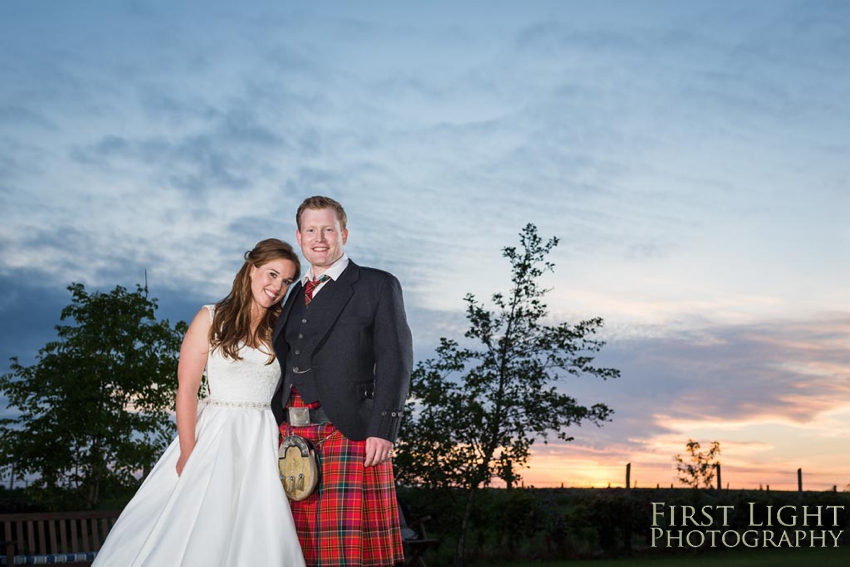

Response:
(80, 517), (90, 551)
(58, 518), (68, 554)
(70, 518), (79, 553)
(37, 519), (47, 554)
(48, 519), (58, 554)
(91, 518), (102, 549)
(26, 520), (35, 555)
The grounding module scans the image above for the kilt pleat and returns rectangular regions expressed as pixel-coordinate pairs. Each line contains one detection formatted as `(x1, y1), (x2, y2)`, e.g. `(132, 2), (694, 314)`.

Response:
(282, 392), (404, 567)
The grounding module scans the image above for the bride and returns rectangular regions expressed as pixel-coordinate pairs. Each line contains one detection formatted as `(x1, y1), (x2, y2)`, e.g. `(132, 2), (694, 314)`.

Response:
(94, 239), (306, 567)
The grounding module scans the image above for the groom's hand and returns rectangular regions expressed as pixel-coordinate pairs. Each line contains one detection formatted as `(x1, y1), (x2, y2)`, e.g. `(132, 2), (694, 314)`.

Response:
(364, 436), (393, 467)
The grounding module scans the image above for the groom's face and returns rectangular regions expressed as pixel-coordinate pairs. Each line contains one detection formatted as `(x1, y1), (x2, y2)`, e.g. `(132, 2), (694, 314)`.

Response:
(296, 207), (348, 271)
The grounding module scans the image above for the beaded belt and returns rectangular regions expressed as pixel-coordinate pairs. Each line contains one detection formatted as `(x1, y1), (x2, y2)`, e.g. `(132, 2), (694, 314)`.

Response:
(205, 398), (270, 409)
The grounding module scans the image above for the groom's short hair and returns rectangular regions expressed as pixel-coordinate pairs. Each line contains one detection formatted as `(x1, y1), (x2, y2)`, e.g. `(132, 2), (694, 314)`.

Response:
(296, 196), (348, 231)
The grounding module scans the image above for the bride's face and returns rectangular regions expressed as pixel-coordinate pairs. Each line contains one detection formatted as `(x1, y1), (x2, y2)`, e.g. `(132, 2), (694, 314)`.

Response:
(249, 259), (297, 310)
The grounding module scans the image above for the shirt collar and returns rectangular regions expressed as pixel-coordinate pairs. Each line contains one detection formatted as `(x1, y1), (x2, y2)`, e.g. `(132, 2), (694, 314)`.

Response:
(302, 253), (350, 285)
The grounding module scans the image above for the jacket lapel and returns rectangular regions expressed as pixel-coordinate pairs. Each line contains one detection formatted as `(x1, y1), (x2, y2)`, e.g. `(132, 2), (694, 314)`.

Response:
(306, 261), (361, 353)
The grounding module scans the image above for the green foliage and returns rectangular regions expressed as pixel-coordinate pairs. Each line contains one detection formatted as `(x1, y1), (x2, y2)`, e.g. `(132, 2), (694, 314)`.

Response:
(395, 224), (619, 565)
(399, 486), (850, 566)
(0, 283), (186, 509)
(676, 439), (721, 489)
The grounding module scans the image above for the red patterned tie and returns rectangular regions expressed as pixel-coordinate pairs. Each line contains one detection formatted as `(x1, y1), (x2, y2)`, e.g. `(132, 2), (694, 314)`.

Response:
(304, 275), (329, 306)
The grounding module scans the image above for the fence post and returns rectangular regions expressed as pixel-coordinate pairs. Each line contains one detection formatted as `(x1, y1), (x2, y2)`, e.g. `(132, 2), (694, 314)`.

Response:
(624, 463), (632, 552)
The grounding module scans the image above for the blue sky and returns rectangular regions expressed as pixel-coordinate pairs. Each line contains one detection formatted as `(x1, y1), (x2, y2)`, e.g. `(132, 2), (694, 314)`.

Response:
(2, 0), (849, 489)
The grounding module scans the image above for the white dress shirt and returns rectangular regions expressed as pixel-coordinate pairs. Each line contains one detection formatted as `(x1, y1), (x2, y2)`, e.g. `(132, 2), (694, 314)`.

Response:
(301, 254), (350, 298)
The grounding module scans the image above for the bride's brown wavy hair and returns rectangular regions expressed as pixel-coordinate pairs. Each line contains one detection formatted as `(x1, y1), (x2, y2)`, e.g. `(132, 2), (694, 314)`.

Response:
(210, 238), (301, 363)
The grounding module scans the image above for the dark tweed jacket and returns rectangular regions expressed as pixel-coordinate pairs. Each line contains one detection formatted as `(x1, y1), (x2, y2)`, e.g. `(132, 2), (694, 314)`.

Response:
(271, 260), (413, 442)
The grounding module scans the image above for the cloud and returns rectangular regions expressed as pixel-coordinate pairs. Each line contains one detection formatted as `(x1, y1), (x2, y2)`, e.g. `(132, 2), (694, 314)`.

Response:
(526, 312), (850, 485)
(69, 107), (288, 194)
(0, 105), (58, 131)
(2, 0), (849, 491)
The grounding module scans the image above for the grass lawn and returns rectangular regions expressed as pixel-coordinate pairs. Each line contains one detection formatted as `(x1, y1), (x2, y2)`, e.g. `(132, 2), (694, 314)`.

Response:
(479, 545), (850, 567)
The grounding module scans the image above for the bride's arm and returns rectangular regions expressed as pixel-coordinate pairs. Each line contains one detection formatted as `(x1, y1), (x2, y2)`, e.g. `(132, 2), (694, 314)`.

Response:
(175, 307), (211, 476)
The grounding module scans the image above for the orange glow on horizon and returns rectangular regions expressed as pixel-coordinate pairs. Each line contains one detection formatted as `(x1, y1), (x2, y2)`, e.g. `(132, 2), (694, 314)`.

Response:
(513, 452), (848, 492)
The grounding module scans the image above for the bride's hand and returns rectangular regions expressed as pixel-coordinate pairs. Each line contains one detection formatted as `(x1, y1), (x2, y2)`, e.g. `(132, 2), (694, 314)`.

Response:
(176, 451), (192, 476)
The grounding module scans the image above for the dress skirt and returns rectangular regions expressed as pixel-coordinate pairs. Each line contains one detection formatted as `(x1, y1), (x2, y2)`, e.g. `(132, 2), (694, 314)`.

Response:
(93, 403), (305, 567)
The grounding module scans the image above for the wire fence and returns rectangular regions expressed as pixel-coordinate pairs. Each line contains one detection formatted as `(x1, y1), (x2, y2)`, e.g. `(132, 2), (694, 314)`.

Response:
(501, 463), (850, 492)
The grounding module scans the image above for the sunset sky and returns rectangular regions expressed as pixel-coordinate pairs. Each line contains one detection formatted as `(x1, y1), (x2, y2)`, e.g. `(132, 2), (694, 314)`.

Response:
(2, 1), (849, 491)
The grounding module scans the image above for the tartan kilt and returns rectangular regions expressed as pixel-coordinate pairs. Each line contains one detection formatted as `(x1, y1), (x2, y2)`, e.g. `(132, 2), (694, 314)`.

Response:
(282, 392), (404, 567)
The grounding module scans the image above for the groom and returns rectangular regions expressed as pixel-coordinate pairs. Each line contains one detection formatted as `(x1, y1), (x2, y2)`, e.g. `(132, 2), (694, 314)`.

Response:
(272, 195), (413, 566)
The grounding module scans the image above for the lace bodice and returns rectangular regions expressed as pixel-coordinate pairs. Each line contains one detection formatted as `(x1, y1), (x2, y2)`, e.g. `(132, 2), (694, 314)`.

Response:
(204, 305), (281, 405)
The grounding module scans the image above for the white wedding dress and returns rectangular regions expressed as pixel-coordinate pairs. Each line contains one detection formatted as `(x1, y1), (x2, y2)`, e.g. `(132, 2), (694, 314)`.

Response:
(93, 306), (305, 567)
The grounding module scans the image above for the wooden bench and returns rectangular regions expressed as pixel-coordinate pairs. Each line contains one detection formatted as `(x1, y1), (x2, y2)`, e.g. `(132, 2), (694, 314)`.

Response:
(1, 511), (120, 566)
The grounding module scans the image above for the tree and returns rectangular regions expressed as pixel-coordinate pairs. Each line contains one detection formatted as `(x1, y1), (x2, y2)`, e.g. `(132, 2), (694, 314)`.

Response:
(0, 283), (186, 509)
(395, 224), (619, 566)
(675, 439), (721, 489)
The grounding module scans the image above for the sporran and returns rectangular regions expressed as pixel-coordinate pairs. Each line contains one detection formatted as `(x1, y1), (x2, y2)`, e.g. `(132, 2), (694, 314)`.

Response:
(278, 435), (320, 501)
